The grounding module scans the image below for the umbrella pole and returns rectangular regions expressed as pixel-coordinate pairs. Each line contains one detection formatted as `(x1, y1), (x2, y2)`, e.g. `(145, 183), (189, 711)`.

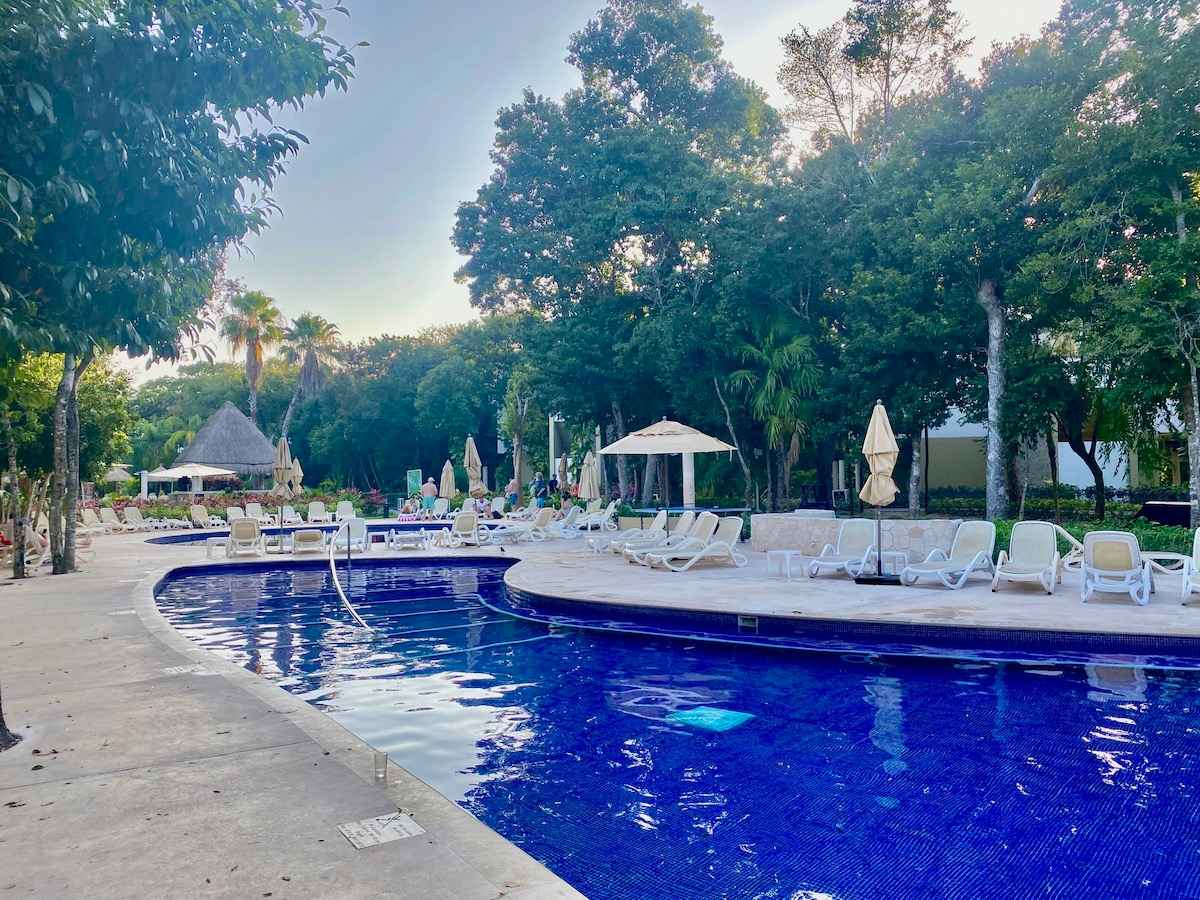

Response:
(876, 505), (882, 577)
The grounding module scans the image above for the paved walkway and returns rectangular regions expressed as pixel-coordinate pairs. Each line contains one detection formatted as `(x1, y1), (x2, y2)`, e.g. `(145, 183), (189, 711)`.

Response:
(0, 534), (579, 899)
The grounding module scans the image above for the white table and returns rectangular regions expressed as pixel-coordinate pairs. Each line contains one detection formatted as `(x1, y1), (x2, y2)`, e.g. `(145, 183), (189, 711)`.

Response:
(767, 550), (807, 580)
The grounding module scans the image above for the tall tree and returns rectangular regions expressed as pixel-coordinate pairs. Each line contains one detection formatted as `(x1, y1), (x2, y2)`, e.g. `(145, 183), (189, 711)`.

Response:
(221, 291), (284, 425)
(279, 313), (340, 440)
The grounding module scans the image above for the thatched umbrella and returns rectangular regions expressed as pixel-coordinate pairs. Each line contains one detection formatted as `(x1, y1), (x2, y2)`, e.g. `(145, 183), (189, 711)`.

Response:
(176, 401), (275, 479)
(439, 459), (456, 499)
(102, 464), (133, 484)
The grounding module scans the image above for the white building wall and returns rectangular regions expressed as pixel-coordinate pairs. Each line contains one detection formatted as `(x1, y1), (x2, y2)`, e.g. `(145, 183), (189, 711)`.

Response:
(1055, 442), (1128, 490)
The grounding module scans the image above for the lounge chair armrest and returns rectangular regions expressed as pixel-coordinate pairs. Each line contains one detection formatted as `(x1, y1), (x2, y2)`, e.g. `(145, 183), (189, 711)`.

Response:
(816, 543), (835, 558)
(996, 550), (1009, 567)
(923, 548), (948, 563)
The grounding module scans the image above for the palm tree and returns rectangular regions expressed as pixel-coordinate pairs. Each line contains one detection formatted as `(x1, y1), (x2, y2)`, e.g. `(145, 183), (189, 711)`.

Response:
(279, 312), (340, 439)
(730, 326), (820, 511)
(220, 290), (284, 424)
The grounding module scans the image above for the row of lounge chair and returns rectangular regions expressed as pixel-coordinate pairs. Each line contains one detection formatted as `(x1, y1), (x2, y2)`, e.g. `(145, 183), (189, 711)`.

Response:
(589, 510), (747, 572)
(81, 500), (366, 534)
(807, 516), (1198, 606)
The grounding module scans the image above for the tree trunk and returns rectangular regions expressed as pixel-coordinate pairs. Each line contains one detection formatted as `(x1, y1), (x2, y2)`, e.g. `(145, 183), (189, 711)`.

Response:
(611, 401), (629, 500)
(640, 455), (657, 506)
(776, 446), (789, 508)
(4, 409), (23, 580)
(0, 677), (19, 751)
(977, 279), (1008, 520)
(764, 446), (775, 511)
(512, 434), (526, 487)
(1047, 422), (1060, 522)
(908, 428), (923, 517)
(246, 345), (259, 424)
(1187, 364), (1200, 529)
(280, 390), (300, 441)
(49, 353), (76, 575)
(712, 377), (753, 507)
(63, 354), (92, 572)
(1065, 426), (1106, 520)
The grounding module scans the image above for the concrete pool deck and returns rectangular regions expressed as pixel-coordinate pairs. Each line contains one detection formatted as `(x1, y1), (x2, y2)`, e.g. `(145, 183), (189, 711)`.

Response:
(0, 533), (580, 899)
(5, 525), (1200, 898)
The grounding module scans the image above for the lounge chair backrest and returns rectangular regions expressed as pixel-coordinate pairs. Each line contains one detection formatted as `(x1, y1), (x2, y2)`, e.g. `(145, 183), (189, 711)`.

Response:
(949, 520), (996, 564)
(690, 512), (720, 542)
(491, 496), (505, 514)
(308, 501), (326, 520)
(560, 506), (580, 526)
(81, 508), (102, 527)
(837, 519), (875, 556)
(190, 504), (210, 524)
(453, 511), (478, 533)
(229, 518), (260, 541)
(433, 498), (449, 517)
(1008, 521), (1057, 566)
(586, 498), (602, 514)
(713, 516), (743, 545)
(1084, 530), (1140, 572)
(294, 529), (323, 546)
(532, 507), (555, 528)
(336, 501), (355, 520)
(347, 517), (367, 541)
(124, 507), (146, 524)
(245, 502), (265, 518)
(648, 509), (668, 532)
(100, 507), (121, 525)
(282, 505), (297, 520)
(670, 511), (696, 536)
(1193, 528), (1200, 567)
(226, 506), (245, 521)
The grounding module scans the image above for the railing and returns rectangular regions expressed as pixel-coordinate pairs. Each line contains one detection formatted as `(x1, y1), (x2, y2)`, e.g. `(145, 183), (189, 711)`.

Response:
(327, 520), (370, 629)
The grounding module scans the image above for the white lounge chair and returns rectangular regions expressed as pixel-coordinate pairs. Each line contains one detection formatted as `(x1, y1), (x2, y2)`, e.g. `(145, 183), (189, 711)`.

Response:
(646, 516), (747, 572)
(190, 504), (224, 528)
(280, 505), (303, 525)
(581, 501), (618, 532)
(332, 517), (370, 553)
(1181, 529), (1200, 604)
(439, 511), (485, 547)
(629, 512), (719, 566)
(992, 520), (1060, 595)
(99, 507), (137, 533)
(388, 528), (430, 550)
(244, 502), (275, 526)
(900, 520), (996, 589)
(489, 507), (555, 543)
(225, 506), (246, 523)
(1081, 530), (1152, 606)
(290, 528), (325, 555)
(307, 501), (332, 523)
(432, 497), (450, 520)
(806, 518), (875, 578)
(590, 509), (668, 553)
(620, 511), (696, 559)
(80, 507), (112, 534)
(490, 496), (507, 517)
(547, 505), (584, 538)
(335, 500), (356, 522)
(122, 506), (164, 531)
(226, 518), (264, 557)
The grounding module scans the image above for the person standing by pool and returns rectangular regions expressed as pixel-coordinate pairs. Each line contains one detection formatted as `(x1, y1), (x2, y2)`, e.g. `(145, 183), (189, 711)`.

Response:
(531, 472), (547, 508)
(505, 476), (520, 511)
(420, 477), (437, 518)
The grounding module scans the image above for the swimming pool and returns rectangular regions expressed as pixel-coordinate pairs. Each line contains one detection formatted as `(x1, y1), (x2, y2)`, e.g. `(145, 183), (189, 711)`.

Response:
(155, 559), (1200, 898)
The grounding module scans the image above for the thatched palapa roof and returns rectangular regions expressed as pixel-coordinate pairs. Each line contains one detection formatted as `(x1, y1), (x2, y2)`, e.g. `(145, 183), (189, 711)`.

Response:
(176, 401), (275, 476)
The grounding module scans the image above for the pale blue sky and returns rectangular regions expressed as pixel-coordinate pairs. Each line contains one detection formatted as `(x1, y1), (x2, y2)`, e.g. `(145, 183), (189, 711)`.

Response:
(129, 0), (1060, 379)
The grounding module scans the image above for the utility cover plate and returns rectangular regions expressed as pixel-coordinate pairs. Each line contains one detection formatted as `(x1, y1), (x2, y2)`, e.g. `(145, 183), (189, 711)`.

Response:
(161, 663), (214, 676)
(338, 812), (426, 849)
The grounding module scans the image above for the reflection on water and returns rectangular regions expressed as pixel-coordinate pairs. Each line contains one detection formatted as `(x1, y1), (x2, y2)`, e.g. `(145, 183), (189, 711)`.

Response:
(155, 561), (1200, 900)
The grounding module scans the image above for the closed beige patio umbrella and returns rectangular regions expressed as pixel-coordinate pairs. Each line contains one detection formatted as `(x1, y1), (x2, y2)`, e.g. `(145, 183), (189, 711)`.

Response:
(557, 453), (569, 493)
(465, 435), (486, 497)
(289, 456), (304, 495)
(857, 401), (900, 584)
(577, 451), (601, 501)
(271, 438), (293, 499)
(439, 459), (457, 499)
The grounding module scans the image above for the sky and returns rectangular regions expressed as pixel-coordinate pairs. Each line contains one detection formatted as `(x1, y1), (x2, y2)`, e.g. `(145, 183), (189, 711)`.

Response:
(126, 0), (1062, 380)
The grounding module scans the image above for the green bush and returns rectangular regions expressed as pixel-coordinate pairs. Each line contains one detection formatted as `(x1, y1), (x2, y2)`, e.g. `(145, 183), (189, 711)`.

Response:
(992, 518), (1193, 557)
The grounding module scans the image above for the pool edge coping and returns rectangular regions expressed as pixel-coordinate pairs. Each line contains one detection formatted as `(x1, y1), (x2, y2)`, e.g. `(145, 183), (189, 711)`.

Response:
(136, 557), (583, 900)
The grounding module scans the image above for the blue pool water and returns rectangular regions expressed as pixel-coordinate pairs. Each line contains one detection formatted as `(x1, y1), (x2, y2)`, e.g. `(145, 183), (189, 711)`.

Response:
(155, 559), (1200, 899)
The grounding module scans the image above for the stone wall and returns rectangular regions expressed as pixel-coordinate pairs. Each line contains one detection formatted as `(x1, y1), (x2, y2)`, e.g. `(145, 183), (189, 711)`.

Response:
(750, 514), (964, 560)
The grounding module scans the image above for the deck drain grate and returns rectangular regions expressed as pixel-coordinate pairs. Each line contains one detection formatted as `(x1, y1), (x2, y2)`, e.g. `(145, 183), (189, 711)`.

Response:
(666, 706), (755, 732)
(338, 812), (426, 849)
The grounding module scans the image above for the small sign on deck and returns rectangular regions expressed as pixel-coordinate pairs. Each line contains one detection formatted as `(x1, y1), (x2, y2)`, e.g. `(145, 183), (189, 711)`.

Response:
(338, 812), (426, 849)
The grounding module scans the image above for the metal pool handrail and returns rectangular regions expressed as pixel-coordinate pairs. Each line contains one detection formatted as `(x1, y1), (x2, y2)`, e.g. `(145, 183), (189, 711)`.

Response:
(327, 520), (370, 629)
